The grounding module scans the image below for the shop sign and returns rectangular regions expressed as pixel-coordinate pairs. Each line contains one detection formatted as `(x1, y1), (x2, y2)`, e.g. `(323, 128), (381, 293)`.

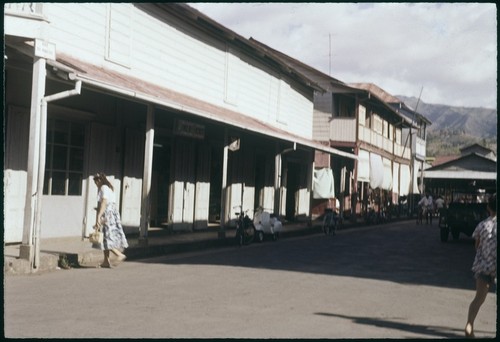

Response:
(34, 39), (56, 60)
(174, 119), (205, 139)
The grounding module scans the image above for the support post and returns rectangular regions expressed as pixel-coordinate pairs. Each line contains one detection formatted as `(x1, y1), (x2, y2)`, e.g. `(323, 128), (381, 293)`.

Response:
(20, 56), (46, 264)
(140, 104), (155, 245)
(274, 142), (282, 217)
(219, 128), (229, 238)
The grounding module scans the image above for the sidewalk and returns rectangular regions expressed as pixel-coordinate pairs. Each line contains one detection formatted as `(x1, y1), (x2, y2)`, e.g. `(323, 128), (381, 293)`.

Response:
(4, 219), (331, 275)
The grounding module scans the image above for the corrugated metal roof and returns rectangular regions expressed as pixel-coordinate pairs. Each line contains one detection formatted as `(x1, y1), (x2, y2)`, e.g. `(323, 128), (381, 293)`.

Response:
(350, 82), (432, 125)
(46, 51), (357, 160)
(249, 37), (363, 94)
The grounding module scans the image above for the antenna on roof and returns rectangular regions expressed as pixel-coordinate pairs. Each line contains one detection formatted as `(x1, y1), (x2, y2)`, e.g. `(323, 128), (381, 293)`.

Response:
(329, 33), (332, 76)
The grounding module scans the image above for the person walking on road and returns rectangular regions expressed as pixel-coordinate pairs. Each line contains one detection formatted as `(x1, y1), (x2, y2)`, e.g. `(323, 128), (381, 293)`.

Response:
(435, 195), (445, 226)
(93, 172), (129, 268)
(465, 194), (496, 338)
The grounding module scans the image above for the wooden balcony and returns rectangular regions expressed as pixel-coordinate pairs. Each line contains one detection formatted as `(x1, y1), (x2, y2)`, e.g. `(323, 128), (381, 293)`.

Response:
(358, 125), (411, 160)
(329, 117), (356, 143)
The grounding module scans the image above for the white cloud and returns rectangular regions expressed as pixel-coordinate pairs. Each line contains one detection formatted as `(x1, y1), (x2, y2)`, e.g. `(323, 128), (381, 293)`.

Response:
(190, 2), (497, 109)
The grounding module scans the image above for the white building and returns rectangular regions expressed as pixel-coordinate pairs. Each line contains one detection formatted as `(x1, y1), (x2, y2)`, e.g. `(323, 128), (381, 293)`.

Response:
(4, 3), (355, 267)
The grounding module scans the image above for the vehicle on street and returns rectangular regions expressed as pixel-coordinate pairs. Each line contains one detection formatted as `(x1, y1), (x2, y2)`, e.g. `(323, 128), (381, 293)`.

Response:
(253, 207), (282, 242)
(439, 191), (489, 242)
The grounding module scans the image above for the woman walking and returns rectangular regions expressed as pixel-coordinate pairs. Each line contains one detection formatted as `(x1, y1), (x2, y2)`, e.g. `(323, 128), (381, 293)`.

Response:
(465, 194), (496, 338)
(93, 172), (129, 268)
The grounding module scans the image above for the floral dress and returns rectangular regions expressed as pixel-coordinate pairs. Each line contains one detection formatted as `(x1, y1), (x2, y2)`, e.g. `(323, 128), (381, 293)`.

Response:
(471, 215), (497, 281)
(95, 185), (129, 251)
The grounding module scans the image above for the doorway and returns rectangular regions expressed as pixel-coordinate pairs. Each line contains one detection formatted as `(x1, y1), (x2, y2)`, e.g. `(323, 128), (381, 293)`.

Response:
(151, 136), (171, 227)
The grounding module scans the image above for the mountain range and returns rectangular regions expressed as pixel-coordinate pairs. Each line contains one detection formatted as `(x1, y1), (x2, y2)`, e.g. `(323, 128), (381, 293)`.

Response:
(396, 96), (497, 157)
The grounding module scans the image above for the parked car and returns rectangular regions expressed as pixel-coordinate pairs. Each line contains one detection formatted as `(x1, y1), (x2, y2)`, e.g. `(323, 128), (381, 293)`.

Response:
(439, 192), (489, 242)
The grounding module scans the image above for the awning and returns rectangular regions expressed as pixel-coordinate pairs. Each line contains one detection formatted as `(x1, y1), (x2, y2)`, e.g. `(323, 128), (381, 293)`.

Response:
(357, 149), (370, 182)
(369, 152), (384, 189)
(43, 51), (357, 160)
(313, 168), (335, 199)
(392, 162), (400, 195)
(421, 170), (497, 180)
(413, 160), (421, 194)
(400, 164), (411, 196)
(382, 157), (392, 191)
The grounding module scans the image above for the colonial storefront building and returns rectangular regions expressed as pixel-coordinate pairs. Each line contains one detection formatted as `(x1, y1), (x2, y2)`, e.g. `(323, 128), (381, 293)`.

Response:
(247, 38), (428, 221)
(4, 3), (356, 268)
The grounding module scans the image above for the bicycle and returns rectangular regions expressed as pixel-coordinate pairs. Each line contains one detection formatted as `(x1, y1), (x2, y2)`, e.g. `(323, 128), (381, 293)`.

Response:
(322, 208), (340, 236)
(234, 207), (255, 246)
(416, 205), (425, 225)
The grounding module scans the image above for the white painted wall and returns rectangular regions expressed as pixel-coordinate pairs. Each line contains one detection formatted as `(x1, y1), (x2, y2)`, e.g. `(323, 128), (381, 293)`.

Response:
(40, 3), (314, 139)
(41, 196), (85, 238)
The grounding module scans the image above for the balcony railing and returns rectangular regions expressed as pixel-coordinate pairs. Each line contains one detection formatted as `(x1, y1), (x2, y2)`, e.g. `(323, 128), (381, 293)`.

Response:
(329, 117), (356, 142)
(359, 125), (411, 160)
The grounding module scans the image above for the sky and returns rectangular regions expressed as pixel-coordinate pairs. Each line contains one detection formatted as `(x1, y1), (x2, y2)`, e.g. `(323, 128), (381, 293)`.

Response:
(189, 3), (497, 109)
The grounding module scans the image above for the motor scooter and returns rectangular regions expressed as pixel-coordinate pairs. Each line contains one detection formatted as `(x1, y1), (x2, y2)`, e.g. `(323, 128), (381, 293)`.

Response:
(253, 206), (282, 242)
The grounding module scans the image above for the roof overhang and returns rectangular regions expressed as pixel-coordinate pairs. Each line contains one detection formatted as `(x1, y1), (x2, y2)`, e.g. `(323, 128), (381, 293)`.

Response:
(420, 170), (497, 180)
(40, 50), (356, 160)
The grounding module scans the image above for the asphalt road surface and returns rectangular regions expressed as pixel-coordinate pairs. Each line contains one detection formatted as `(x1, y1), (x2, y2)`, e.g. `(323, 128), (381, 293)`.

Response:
(4, 220), (497, 338)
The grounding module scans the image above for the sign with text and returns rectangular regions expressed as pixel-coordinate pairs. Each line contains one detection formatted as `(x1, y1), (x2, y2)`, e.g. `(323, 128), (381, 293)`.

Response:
(34, 39), (56, 60)
(174, 119), (205, 139)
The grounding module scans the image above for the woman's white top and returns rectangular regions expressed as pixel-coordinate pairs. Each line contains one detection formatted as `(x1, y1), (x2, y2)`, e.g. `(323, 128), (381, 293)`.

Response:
(97, 185), (116, 204)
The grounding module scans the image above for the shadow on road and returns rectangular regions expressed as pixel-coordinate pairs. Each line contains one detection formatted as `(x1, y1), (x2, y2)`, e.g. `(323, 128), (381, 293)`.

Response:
(314, 312), (478, 338)
(139, 222), (484, 291)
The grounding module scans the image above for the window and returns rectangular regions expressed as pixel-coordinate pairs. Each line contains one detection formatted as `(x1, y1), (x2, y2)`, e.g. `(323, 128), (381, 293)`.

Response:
(334, 95), (355, 117)
(43, 119), (85, 196)
(105, 4), (132, 67)
(395, 128), (402, 145)
(358, 105), (366, 126)
(417, 123), (426, 139)
(372, 114), (383, 134)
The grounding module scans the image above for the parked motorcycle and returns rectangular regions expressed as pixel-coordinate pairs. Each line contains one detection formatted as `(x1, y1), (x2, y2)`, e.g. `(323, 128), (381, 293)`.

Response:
(234, 206), (255, 246)
(253, 206), (282, 242)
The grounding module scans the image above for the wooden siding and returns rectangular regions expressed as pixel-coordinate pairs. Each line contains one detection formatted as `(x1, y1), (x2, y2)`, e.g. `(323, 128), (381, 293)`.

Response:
(330, 117), (356, 142)
(312, 109), (330, 141)
(42, 3), (314, 140)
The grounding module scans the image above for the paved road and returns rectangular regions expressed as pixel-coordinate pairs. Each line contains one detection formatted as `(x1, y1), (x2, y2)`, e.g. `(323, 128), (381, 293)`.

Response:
(4, 220), (497, 338)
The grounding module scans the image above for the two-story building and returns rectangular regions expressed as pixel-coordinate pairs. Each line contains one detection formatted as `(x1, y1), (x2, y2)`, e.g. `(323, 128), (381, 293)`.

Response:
(350, 83), (431, 215)
(248, 38), (424, 221)
(4, 3), (356, 268)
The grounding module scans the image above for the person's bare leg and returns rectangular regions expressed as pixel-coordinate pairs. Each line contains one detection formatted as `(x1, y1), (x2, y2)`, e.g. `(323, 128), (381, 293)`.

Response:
(101, 250), (112, 268)
(465, 277), (490, 337)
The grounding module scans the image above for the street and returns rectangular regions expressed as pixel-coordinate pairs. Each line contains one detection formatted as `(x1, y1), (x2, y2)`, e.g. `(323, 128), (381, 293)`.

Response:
(4, 220), (497, 338)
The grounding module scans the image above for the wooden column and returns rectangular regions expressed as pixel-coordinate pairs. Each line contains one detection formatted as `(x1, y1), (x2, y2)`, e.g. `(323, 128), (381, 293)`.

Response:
(20, 56), (46, 263)
(219, 128), (229, 238)
(140, 104), (155, 243)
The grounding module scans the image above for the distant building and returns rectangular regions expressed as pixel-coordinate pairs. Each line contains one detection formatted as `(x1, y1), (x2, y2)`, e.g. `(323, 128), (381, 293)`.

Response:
(421, 143), (497, 202)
